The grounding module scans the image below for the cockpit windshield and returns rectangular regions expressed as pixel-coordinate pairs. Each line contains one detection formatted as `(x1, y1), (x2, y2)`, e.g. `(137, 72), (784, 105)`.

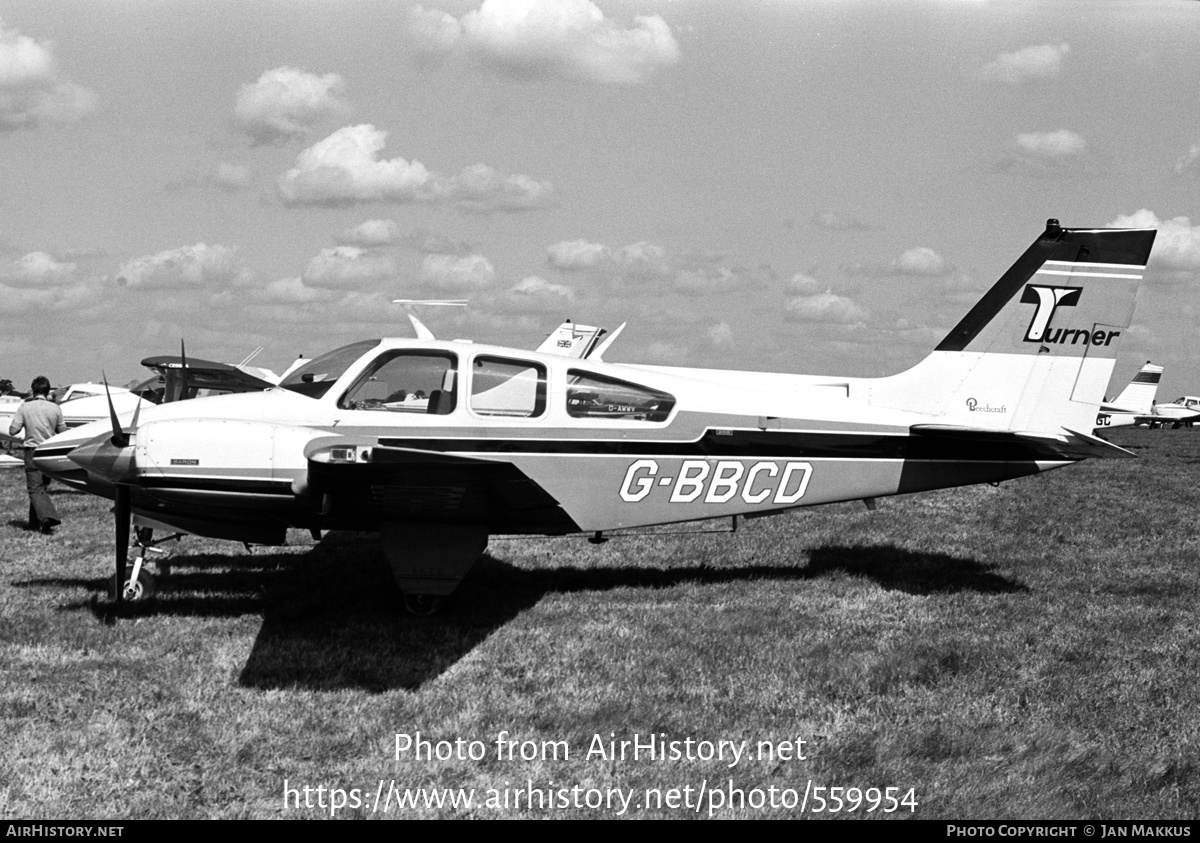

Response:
(279, 340), (381, 399)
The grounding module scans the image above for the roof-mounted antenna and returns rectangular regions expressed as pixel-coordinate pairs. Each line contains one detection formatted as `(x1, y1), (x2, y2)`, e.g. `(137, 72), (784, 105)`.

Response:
(392, 299), (468, 341)
(237, 346), (264, 367)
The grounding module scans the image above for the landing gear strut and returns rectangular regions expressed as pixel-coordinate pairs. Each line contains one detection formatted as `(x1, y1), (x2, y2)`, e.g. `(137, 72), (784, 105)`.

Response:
(108, 527), (184, 603)
(109, 567), (157, 602)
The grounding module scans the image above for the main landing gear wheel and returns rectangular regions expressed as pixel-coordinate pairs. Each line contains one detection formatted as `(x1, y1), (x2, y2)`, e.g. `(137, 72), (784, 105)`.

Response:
(403, 593), (445, 617)
(109, 568), (157, 603)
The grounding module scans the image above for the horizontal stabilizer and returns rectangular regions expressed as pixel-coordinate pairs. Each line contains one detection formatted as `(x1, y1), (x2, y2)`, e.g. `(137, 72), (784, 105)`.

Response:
(910, 423), (1137, 460)
(1058, 428), (1137, 459)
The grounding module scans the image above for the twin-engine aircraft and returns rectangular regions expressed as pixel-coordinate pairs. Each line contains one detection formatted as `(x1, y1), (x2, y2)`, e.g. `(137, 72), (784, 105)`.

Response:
(34, 219), (1157, 614)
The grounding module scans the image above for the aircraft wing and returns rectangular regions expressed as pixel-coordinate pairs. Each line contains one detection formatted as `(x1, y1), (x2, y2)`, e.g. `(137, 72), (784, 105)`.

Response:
(141, 355), (278, 394)
(303, 437), (577, 532)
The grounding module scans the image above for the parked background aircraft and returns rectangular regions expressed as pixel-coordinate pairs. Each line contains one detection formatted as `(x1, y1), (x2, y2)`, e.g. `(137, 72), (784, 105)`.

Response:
(2, 348), (302, 457)
(535, 320), (625, 360)
(34, 219), (1157, 614)
(1144, 396), (1200, 429)
(1095, 361), (1163, 430)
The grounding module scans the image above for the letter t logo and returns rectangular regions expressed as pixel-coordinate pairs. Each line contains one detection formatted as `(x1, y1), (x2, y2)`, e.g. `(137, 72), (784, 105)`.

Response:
(1021, 285), (1081, 342)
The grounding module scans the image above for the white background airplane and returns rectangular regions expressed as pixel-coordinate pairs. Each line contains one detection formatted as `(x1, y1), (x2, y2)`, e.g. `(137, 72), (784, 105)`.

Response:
(34, 220), (1157, 614)
(1094, 361), (1162, 430)
(1144, 396), (1200, 429)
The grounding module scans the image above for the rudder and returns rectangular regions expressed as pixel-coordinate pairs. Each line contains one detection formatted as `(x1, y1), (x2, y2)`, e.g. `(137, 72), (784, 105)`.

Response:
(868, 219), (1156, 434)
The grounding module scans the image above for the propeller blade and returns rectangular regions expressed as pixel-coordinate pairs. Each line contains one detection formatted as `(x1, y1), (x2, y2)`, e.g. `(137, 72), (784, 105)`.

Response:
(103, 373), (129, 448)
(114, 485), (130, 604)
(129, 392), (142, 434)
(179, 339), (189, 402)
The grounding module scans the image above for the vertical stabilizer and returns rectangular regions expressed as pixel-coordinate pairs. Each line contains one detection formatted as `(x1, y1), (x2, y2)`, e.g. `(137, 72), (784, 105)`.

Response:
(537, 321), (607, 359)
(868, 219), (1157, 434)
(1110, 361), (1162, 414)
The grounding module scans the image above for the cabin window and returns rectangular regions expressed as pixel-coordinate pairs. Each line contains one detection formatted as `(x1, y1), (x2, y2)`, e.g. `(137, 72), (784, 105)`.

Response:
(280, 340), (381, 399)
(338, 351), (457, 415)
(470, 356), (546, 418)
(566, 371), (675, 422)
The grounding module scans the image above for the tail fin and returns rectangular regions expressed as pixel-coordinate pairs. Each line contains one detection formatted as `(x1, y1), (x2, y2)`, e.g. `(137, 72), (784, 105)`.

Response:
(536, 320), (608, 359)
(1110, 361), (1162, 414)
(868, 219), (1157, 434)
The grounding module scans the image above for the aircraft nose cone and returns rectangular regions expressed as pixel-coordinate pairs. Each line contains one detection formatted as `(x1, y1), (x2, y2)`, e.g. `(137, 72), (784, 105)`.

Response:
(66, 432), (138, 485)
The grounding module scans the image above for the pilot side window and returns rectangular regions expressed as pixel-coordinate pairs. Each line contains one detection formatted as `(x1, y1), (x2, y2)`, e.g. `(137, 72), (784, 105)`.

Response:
(566, 371), (675, 422)
(338, 351), (457, 415)
(469, 356), (546, 418)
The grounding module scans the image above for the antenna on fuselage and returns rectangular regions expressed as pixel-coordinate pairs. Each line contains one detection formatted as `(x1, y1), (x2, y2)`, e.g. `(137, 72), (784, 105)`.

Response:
(392, 299), (468, 341)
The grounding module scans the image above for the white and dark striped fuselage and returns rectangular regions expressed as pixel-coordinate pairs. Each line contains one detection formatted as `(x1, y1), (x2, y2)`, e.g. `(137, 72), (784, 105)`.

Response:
(32, 220), (1157, 602)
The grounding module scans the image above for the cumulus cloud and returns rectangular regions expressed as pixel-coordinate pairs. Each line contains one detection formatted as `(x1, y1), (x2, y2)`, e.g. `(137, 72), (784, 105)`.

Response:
(547, 238), (609, 269)
(0, 19), (98, 130)
(545, 237), (770, 295)
(408, 6), (463, 60)
(1175, 144), (1200, 177)
(785, 272), (823, 295)
(116, 244), (249, 290)
(1, 251), (76, 288)
(277, 124), (555, 212)
(302, 246), (398, 289)
(547, 238), (668, 275)
(1109, 210), (1200, 272)
(1015, 129), (1086, 159)
(213, 163), (254, 192)
(893, 246), (947, 276)
(234, 66), (348, 145)
(673, 265), (744, 295)
(994, 129), (1093, 176)
(407, 0), (680, 84)
(615, 241), (670, 273)
(419, 253), (495, 289)
(338, 219), (401, 247)
(510, 275), (572, 299)
(446, 163), (557, 213)
(784, 291), (867, 324)
(980, 43), (1070, 83)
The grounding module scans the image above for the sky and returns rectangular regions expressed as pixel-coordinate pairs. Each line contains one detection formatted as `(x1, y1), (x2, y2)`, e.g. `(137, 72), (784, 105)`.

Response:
(2, 0), (1200, 400)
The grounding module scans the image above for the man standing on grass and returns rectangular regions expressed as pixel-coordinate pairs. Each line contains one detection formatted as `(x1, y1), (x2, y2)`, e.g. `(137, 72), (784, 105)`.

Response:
(8, 376), (66, 534)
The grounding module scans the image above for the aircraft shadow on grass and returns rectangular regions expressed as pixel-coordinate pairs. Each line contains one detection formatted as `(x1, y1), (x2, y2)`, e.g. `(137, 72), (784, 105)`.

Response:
(15, 539), (1025, 692)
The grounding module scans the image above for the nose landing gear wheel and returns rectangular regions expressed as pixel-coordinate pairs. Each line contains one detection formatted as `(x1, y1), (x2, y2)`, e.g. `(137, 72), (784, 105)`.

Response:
(109, 569), (157, 603)
(403, 593), (445, 617)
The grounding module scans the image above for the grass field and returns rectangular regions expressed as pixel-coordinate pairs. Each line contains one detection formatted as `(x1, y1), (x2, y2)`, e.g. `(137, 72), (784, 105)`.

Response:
(2, 427), (1199, 819)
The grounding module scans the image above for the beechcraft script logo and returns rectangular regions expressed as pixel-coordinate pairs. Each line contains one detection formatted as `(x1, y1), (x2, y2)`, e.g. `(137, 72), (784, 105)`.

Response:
(1021, 284), (1120, 347)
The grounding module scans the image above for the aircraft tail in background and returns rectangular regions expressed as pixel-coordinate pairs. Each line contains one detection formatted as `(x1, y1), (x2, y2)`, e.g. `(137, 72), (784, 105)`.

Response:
(1095, 361), (1163, 430)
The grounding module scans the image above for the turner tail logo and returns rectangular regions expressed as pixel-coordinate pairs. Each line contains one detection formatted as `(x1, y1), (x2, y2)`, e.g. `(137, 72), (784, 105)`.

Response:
(1021, 284), (1121, 347)
(1022, 284), (1080, 342)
